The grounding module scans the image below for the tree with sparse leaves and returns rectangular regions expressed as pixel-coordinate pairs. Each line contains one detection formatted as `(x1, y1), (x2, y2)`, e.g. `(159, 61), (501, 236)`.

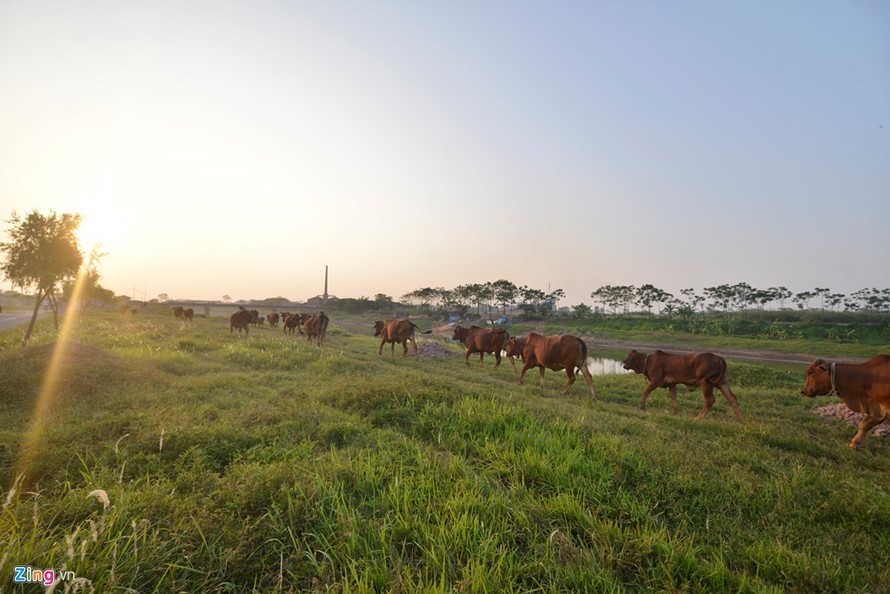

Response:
(1, 210), (84, 345)
(61, 247), (111, 314)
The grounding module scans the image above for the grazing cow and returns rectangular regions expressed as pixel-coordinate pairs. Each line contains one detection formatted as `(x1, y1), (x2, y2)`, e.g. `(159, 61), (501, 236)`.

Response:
(506, 333), (596, 398)
(304, 312), (329, 346)
(183, 308), (194, 320)
(800, 355), (890, 448)
(622, 350), (744, 420)
(230, 309), (253, 335)
(374, 320), (433, 356)
(451, 325), (509, 368)
(173, 306), (184, 319)
(267, 312), (280, 328)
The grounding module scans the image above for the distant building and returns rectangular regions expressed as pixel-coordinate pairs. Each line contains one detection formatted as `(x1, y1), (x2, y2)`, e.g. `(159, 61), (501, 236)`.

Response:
(306, 295), (339, 307)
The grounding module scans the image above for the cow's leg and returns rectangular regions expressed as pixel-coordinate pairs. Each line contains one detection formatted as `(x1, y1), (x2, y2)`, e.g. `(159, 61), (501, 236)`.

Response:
(639, 381), (659, 410)
(850, 416), (886, 449)
(668, 385), (679, 415)
(716, 382), (745, 421)
(411, 336), (418, 355)
(464, 349), (471, 368)
(579, 361), (597, 400)
(695, 382), (716, 420)
(538, 365), (547, 388)
(479, 351), (485, 367)
(494, 350), (502, 369)
(518, 360), (533, 385)
(560, 368), (577, 394)
(378, 339), (385, 355)
(402, 340), (409, 356)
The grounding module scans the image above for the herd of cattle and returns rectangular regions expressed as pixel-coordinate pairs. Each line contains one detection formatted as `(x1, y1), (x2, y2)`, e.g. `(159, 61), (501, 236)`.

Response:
(227, 307), (330, 346)
(186, 308), (890, 449)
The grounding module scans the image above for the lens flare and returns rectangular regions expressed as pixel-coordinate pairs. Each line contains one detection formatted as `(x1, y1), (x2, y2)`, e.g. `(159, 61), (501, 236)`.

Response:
(16, 270), (91, 482)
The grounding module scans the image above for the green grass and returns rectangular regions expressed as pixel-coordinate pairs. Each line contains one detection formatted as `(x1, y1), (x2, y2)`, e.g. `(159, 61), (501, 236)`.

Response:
(1, 310), (889, 592)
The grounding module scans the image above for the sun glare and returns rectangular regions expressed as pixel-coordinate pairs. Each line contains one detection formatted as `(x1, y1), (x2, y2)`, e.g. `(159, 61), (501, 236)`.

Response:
(77, 209), (124, 253)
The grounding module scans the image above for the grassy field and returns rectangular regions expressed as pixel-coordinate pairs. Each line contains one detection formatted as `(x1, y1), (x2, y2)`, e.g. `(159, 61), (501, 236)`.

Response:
(1, 310), (889, 592)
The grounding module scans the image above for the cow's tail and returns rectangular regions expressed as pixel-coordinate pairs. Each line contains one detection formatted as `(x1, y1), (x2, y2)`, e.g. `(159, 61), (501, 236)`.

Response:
(578, 338), (588, 370)
(410, 322), (433, 334)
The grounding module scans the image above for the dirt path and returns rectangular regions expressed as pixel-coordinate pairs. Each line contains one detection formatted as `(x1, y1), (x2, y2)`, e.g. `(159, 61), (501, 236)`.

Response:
(0, 311), (41, 331)
(430, 324), (846, 366)
(580, 337), (832, 366)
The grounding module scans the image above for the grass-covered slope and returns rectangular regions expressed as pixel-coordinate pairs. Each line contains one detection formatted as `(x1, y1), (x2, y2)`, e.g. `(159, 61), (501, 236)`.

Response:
(1, 312), (888, 592)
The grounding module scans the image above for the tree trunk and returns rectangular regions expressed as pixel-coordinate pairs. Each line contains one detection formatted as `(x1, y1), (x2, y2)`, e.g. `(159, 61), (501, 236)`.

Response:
(48, 288), (60, 329)
(22, 288), (46, 347)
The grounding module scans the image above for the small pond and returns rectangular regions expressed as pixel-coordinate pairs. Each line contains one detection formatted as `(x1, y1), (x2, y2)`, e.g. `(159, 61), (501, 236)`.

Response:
(587, 357), (634, 376)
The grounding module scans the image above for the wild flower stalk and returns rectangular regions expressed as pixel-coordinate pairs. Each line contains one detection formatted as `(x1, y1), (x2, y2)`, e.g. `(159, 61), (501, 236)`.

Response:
(66, 528), (80, 560)
(114, 433), (130, 453)
(88, 488), (110, 533)
(2, 474), (23, 511)
(87, 489), (110, 510)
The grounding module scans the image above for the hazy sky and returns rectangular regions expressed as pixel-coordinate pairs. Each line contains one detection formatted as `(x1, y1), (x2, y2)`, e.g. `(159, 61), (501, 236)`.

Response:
(1, 1), (888, 306)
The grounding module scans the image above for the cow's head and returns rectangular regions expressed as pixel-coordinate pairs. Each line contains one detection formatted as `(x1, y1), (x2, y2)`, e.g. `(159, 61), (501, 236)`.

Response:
(373, 321), (384, 336)
(504, 336), (524, 358)
(451, 326), (465, 341)
(801, 359), (832, 397)
(622, 350), (647, 374)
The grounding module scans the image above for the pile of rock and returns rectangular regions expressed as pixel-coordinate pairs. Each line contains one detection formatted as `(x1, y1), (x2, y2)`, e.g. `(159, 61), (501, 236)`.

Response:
(812, 403), (890, 437)
(414, 342), (458, 360)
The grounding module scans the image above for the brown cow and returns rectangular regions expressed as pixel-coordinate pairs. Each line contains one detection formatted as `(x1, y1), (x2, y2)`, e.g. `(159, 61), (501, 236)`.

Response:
(267, 312), (280, 328)
(183, 308), (194, 320)
(374, 320), (433, 356)
(506, 333), (596, 398)
(623, 349), (744, 420)
(801, 355), (890, 448)
(283, 313), (311, 335)
(230, 309), (253, 335)
(173, 306), (184, 319)
(304, 312), (329, 346)
(451, 325), (509, 368)
(502, 335), (525, 373)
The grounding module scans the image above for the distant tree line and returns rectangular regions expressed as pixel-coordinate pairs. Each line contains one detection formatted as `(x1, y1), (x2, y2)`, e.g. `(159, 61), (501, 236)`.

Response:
(401, 280), (565, 319)
(590, 283), (890, 316)
(396, 280), (890, 320)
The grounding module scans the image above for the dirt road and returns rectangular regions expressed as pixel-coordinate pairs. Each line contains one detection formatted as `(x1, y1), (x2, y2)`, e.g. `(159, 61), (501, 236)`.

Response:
(582, 337), (831, 366)
(0, 311), (38, 331)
